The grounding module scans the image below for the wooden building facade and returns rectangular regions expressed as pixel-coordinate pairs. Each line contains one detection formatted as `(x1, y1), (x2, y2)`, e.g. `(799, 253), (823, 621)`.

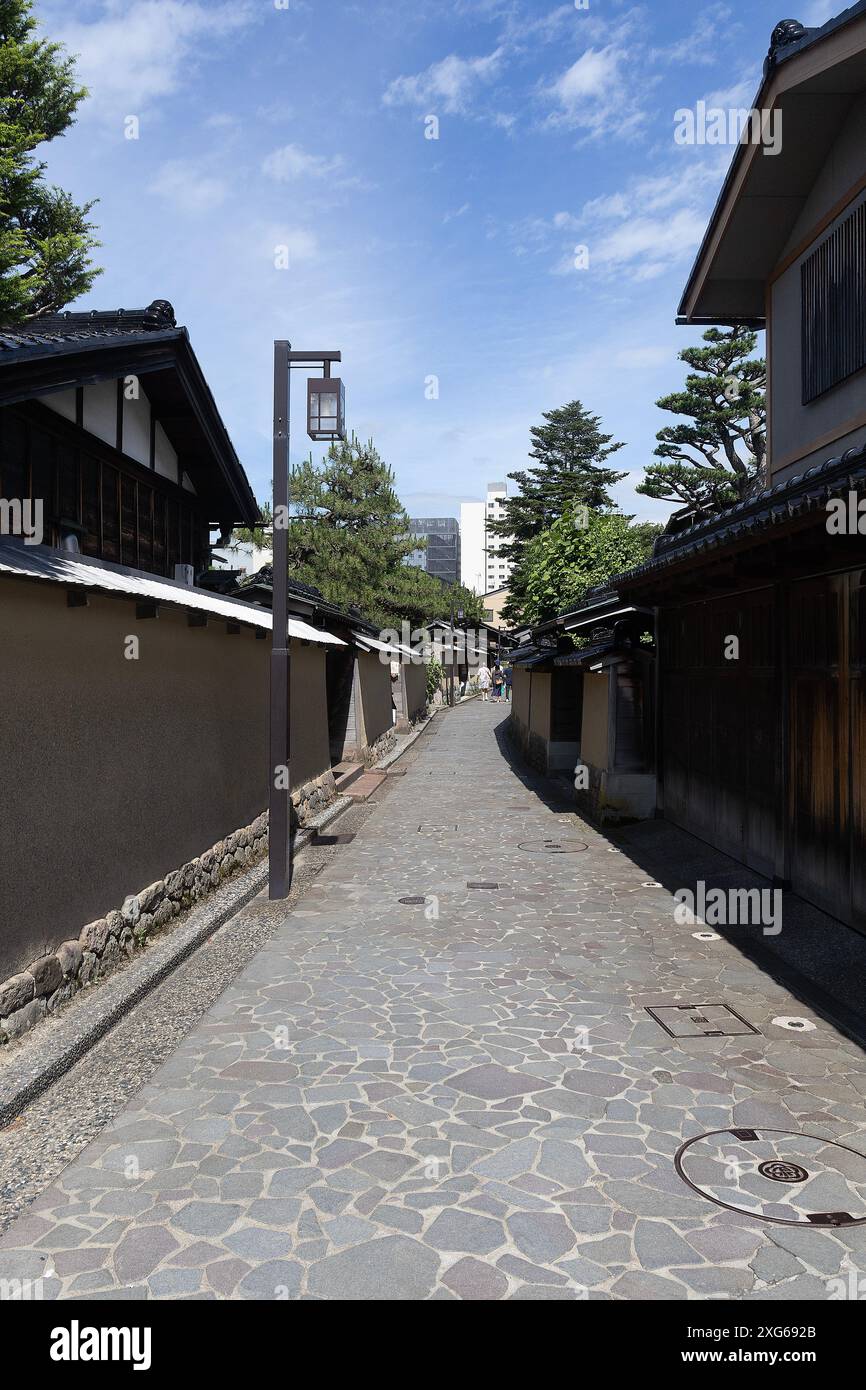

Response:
(617, 8), (866, 930)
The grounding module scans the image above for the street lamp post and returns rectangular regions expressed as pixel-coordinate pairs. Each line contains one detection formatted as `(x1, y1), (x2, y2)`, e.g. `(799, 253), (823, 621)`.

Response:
(269, 342), (344, 901)
(449, 592), (455, 709)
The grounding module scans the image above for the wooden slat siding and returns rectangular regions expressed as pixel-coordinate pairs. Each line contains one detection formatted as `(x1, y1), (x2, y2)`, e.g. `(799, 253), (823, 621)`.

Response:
(802, 198), (866, 404)
(0, 404), (208, 577)
(658, 588), (778, 876)
(613, 665), (646, 772)
(851, 574), (866, 925)
(788, 576), (848, 918)
(551, 669), (583, 743)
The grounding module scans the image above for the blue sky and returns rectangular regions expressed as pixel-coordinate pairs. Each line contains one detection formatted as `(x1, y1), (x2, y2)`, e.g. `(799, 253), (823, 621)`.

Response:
(35, 0), (840, 523)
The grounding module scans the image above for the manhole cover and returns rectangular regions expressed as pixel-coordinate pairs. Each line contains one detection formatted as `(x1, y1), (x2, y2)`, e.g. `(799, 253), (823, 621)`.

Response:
(517, 838), (588, 855)
(759, 1160), (809, 1184)
(674, 1128), (866, 1227)
(646, 1003), (759, 1038)
(398, 896), (427, 906)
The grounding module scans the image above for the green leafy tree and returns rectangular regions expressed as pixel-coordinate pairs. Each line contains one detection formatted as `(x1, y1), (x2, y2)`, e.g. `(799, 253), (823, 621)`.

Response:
(425, 657), (443, 705)
(0, 0), (101, 322)
(637, 326), (766, 512)
(518, 509), (661, 628)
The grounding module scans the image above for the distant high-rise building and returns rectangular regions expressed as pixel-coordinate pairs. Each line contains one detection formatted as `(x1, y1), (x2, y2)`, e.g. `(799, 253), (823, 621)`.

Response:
(405, 517), (460, 584)
(460, 483), (512, 595)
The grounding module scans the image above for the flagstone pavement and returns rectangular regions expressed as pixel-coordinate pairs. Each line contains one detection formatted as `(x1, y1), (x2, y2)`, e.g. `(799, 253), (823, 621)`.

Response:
(3, 701), (866, 1300)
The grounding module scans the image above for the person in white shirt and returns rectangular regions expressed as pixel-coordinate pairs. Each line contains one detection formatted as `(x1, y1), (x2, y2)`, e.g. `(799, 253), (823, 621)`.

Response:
(477, 664), (492, 701)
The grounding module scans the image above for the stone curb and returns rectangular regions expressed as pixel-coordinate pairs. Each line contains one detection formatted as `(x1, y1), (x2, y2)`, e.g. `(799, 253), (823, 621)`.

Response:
(0, 798), (351, 1128)
(375, 713), (436, 770)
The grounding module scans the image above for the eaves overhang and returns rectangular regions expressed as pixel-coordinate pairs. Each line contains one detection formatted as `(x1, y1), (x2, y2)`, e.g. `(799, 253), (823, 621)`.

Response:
(0, 322), (259, 528)
(678, 4), (866, 325)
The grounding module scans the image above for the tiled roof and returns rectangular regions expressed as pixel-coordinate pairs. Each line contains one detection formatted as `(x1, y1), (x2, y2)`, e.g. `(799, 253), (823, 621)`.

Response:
(554, 641), (632, 668)
(0, 301), (181, 354)
(235, 563), (381, 634)
(766, 3), (866, 71)
(614, 442), (866, 588)
(236, 564), (327, 605)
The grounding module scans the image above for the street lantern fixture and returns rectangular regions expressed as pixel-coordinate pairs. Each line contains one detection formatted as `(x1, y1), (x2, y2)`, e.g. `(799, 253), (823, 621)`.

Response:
(307, 375), (346, 442)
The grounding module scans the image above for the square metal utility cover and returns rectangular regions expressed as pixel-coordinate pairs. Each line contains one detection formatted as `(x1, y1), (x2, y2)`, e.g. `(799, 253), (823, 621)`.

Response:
(646, 1003), (760, 1039)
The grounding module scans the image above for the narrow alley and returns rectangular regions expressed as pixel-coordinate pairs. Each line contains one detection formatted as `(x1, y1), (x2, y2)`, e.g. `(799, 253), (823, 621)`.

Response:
(1, 701), (865, 1301)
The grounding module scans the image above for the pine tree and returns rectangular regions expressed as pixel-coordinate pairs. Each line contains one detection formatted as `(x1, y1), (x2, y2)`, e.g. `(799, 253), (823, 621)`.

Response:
(637, 326), (766, 512)
(490, 400), (625, 620)
(490, 400), (625, 562)
(282, 436), (412, 626)
(0, 0), (101, 322)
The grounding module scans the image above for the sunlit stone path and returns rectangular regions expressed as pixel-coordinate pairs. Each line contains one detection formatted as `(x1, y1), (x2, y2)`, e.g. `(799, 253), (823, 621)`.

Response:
(2, 701), (866, 1300)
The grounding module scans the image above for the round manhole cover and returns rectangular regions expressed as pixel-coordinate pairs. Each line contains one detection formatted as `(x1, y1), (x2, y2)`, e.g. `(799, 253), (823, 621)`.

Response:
(758, 1160), (809, 1185)
(674, 1128), (866, 1226)
(517, 838), (588, 854)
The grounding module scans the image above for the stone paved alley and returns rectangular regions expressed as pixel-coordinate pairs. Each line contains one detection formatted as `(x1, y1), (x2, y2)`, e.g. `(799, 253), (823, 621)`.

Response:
(2, 700), (866, 1300)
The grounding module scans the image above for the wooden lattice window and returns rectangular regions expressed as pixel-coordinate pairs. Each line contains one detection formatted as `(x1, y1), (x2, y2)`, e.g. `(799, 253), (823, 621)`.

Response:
(802, 199), (866, 403)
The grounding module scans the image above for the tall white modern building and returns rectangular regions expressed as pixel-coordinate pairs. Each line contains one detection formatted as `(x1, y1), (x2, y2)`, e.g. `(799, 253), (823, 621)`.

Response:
(460, 482), (512, 595)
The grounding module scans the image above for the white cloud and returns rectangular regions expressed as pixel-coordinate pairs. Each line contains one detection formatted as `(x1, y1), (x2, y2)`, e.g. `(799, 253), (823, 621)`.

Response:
(586, 207), (708, 281)
(383, 48), (505, 116)
(550, 168), (723, 282)
(651, 7), (732, 67)
(702, 76), (761, 111)
(544, 44), (648, 140)
(50, 0), (253, 118)
(260, 225), (319, 266)
(150, 160), (228, 213)
(262, 144), (344, 183)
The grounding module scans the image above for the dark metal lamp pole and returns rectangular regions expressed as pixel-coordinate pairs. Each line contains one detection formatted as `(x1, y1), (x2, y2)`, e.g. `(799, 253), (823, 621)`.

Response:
(269, 344), (343, 900)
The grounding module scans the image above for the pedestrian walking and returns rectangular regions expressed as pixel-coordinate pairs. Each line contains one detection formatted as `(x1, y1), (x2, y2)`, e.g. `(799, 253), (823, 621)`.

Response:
(504, 664), (512, 701)
(477, 663), (491, 701)
(492, 663), (505, 701)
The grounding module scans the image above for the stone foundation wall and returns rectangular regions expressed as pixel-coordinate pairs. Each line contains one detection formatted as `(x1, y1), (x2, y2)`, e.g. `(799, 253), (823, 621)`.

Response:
(0, 769), (338, 1048)
(362, 727), (398, 767)
(0, 811), (268, 1046)
(291, 769), (338, 824)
